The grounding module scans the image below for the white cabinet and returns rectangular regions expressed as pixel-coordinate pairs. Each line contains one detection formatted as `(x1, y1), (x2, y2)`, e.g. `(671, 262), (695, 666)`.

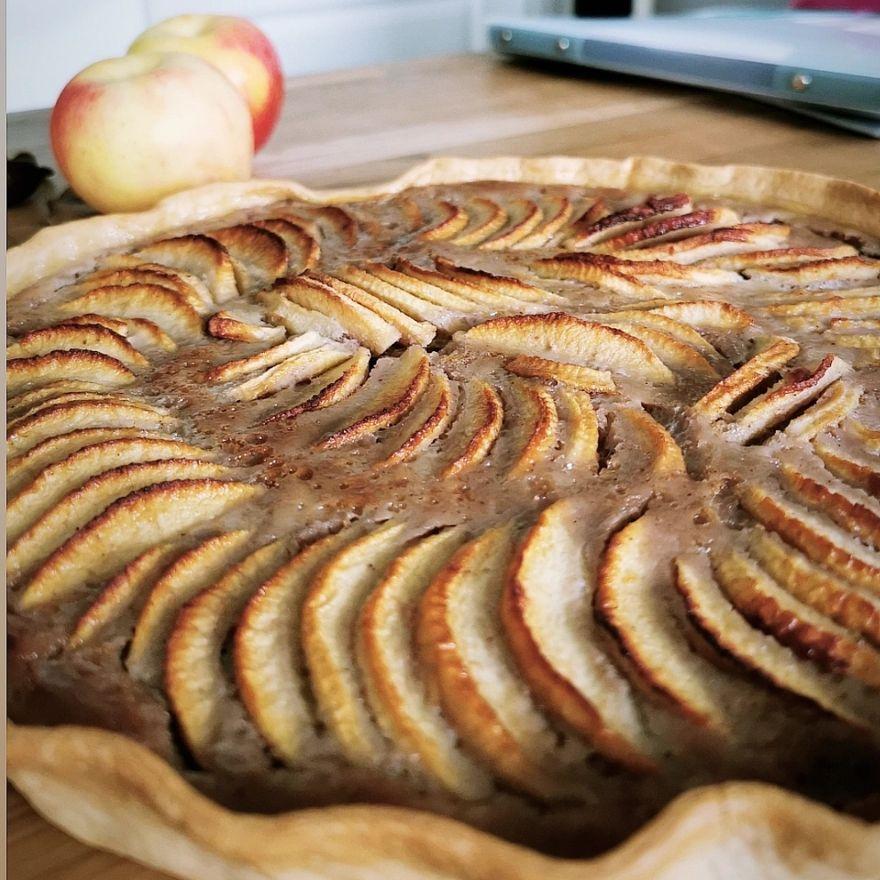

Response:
(7, 0), (558, 112)
(7, 0), (150, 112)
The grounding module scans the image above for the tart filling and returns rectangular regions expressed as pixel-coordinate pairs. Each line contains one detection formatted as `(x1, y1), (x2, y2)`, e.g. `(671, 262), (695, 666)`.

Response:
(8, 178), (880, 856)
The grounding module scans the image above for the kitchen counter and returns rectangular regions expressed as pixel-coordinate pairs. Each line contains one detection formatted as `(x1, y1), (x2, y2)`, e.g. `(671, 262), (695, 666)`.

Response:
(6, 51), (879, 880)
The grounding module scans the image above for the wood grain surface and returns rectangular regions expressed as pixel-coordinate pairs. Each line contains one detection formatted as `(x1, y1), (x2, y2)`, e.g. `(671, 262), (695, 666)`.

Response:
(6, 51), (880, 880)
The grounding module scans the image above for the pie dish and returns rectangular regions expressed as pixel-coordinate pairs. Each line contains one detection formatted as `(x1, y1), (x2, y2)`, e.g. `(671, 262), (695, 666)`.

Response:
(7, 155), (880, 879)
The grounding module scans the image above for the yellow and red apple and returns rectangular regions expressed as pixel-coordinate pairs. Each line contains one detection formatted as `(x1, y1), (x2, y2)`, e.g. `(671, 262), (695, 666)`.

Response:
(50, 52), (253, 213)
(129, 15), (283, 151)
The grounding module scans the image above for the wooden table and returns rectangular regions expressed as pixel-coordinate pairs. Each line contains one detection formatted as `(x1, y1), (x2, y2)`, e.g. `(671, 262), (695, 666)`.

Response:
(7, 51), (879, 880)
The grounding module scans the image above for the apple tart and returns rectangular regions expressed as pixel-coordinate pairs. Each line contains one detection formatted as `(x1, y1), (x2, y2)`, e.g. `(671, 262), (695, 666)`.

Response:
(7, 157), (880, 880)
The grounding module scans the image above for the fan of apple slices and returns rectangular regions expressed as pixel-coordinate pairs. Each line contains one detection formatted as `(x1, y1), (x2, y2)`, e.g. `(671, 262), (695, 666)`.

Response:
(7, 178), (880, 849)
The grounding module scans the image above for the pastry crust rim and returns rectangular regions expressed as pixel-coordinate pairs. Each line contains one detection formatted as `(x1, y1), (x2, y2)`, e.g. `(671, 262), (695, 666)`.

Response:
(7, 155), (880, 879)
(8, 154), (880, 297)
(9, 721), (880, 880)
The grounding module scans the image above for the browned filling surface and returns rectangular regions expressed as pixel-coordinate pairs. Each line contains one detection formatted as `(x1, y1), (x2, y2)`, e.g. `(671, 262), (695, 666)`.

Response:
(7, 181), (880, 856)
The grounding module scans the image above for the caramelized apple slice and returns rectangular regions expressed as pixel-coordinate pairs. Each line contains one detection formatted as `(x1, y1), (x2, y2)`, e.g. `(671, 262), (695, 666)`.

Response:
(607, 222), (789, 263)
(67, 543), (179, 649)
(62, 313), (129, 335)
(780, 465), (880, 549)
(318, 347), (430, 449)
(397, 196), (424, 233)
(744, 256), (879, 286)
(7, 390), (124, 427)
(782, 380), (862, 441)
(8, 459), (231, 586)
(7, 380), (115, 421)
(277, 276), (401, 354)
(504, 355), (615, 393)
(844, 418), (880, 453)
(302, 521), (409, 765)
(205, 224), (288, 294)
(393, 259), (528, 312)
(609, 259), (741, 287)
(357, 527), (491, 797)
(314, 205), (358, 247)
(8, 351), (135, 394)
(505, 379), (558, 479)
(457, 314), (674, 384)
(6, 393), (158, 436)
(724, 355), (851, 444)
(596, 208), (741, 252)
(333, 265), (466, 332)
(612, 407), (686, 478)
(235, 530), (353, 765)
(501, 496), (656, 771)
(418, 200), (470, 242)
(762, 284), (880, 306)
(479, 198), (543, 250)
(8, 324), (149, 370)
(252, 218), (320, 274)
(451, 198), (507, 246)
(63, 313), (177, 351)
(738, 483), (880, 592)
(18, 480), (261, 611)
(363, 263), (484, 316)
(127, 530), (253, 685)
(379, 370), (454, 467)
(827, 331), (880, 357)
(207, 310), (286, 344)
(73, 263), (214, 312)
(258, 290), (348, 340)
(166, 540), (288, 767)
(531, 253), (665, 302)
(647, 300), (754, 332)
(311, 272), (436, 347)
(596, 515), (748, 729)
(564, 193), (692, 248)
(206, 332), (325, 383)
(700, 245), (857, 270)
(762, 291), (880, 321)
(261, 349), (370, 424)
(433, 258), (567, 306)
(419, 524), (592, 798)
(829, 318), (880, 333)
(512, 195), (574, 249)
(537, 253), (738, 289)
(135, 234), (239, 302)
(7, 428), (173, 497)
(8, 400), (177, 457)
(690, 338), (800, 421)
(557, 388), (599, 470)
(713, 548), (880, 689)
(592, 310), (721, 358)
(60, 284), (203, 341)
(440, 380), (503, 479)
(814, 437), (880, 497)
(7, 437), (212, 543)
(673, 555), (880, 734)
(598, 321), (719, 380)
(7, 388), (156, 420)
(750, 528), (880, 649)
(227, 346), (352, 403)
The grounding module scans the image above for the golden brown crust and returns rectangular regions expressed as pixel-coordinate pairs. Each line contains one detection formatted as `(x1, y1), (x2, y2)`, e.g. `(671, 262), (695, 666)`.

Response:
(7, 155), (880, 879)
(9, 721), (880, 880)
(9, 155), (880, 297)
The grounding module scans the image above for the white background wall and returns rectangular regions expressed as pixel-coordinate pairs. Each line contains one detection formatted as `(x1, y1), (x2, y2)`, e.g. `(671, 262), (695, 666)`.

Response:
(6, 0), (561, 112)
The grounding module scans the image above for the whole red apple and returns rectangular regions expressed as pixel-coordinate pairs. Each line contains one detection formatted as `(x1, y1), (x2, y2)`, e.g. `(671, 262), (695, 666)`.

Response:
(50, 52), (253, 213)
(129, 15), (283, 151)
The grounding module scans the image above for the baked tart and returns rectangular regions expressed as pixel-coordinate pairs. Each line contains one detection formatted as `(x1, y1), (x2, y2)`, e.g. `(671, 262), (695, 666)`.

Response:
(8, 157), (880, 879)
